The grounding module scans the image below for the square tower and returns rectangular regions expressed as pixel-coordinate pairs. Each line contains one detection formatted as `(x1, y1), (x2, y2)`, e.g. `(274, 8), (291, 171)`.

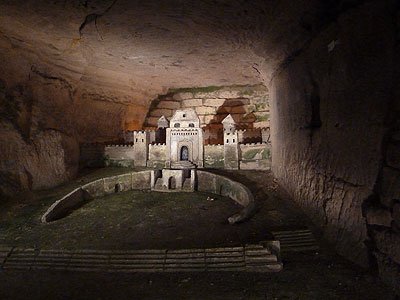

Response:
(133, 131), (151, 166)
(222, 114), (239, 169)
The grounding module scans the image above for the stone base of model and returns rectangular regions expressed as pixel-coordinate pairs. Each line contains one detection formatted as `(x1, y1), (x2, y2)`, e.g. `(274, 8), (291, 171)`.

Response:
(151, 168), (197, 192)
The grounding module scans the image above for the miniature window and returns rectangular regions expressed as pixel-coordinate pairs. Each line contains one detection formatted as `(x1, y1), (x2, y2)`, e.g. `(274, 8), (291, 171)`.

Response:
(189, 123), (194, 127)
(174, 123), (180, 128)
(136, 138), (138, 142)
(183, 114), (186, 118)
(233, 139), (235, 143)
(142, 139), (144, 142)
(227, 133), (230, 135)
(226, 139), (229, 144)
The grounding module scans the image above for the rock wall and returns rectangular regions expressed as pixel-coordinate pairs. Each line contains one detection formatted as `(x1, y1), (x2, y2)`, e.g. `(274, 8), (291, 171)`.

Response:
(79, 143), (105, 168)
(268, 0), (399, 291)
(0, 120), (79, 200)
(144, 85), (269, 144)
(0, 68), (136, 198)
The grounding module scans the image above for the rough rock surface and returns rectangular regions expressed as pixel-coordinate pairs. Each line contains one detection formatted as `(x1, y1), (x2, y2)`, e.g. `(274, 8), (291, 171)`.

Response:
(144, 85), (269, 144)
(0, 121), (78, 198)
(268, 0), (399, 293)
(0, 0), (312, 196)
(0, 0), (399, 294)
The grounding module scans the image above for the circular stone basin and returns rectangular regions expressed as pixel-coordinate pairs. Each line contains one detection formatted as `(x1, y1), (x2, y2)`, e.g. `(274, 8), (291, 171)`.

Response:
(41, 170), (256, 225)
(33, 191), (266, 250)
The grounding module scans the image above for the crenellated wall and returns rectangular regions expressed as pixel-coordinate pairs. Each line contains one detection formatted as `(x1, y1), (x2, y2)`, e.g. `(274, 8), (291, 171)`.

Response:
(104, 145), (135, 167)
(239, 143), (271, 170)
(148, 143), (167, 168)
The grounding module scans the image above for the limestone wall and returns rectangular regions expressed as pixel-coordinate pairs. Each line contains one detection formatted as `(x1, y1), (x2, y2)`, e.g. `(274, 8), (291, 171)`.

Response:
(204, 145), (224, 168)
(79, 143), (105, 168)
(267, 0), (399, 292)
(144, 85), (269, 145)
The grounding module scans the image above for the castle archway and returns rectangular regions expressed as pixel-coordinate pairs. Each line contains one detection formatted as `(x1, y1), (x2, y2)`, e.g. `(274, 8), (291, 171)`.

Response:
(168, 177), (176, 189)
(180, 146), (189, 161)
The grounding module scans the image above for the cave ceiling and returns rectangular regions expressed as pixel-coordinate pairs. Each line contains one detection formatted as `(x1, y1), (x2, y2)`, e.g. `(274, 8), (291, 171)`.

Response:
(0, 0), (325, 107)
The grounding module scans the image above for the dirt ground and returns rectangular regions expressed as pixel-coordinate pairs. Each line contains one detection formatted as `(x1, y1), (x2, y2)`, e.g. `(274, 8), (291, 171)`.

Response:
(0, 168), (397, 299)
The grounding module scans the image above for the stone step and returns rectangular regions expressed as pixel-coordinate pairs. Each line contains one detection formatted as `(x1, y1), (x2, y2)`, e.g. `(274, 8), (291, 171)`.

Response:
(170, 161), (196, 169)
(272, 229), (319, 252)
(0, 243), (282, 273)
(245, 249), (271, 256)
(246, 255), (278, 263)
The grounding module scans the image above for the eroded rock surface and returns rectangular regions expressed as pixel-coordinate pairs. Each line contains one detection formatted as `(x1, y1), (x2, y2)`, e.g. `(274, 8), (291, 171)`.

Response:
(0, 0), (399, 294)
(268, 0), (399, 293)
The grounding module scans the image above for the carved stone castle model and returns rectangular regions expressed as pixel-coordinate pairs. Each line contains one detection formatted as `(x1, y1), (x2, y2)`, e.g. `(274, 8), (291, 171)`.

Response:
(102, 108), (271, 171)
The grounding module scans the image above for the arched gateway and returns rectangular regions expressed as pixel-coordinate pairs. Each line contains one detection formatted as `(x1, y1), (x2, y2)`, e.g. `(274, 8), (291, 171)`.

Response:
(180, 146), (189, 161)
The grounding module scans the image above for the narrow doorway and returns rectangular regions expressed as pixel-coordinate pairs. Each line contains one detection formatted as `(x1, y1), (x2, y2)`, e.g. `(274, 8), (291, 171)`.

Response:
(180, 146), (189, 161)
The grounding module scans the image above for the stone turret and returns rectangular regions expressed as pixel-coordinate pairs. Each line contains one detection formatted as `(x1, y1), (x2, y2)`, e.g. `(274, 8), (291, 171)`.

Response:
(156, 115), (168, 143)
(133, 131), (151, 166)
(222, 114), (239, 169)
(157, 115), (169, 129)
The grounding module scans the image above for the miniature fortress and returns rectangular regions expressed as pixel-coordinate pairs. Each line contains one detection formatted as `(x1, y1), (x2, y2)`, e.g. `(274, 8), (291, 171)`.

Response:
(103, 109), (271, 171)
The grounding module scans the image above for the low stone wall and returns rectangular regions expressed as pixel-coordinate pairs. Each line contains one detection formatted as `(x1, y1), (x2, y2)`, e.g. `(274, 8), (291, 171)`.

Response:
(41, 171), (152, 223)
(204, 145), (224, 168)
(42, 170), (256, 225)
(240, 143), (271, 170)
(197, 170), (256, 224)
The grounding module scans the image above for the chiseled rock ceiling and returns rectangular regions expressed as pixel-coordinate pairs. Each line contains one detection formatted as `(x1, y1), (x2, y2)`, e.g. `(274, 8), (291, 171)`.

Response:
(0, 0), (321, 109)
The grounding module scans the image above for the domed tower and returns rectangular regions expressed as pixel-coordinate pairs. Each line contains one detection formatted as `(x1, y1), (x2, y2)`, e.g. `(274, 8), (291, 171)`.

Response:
(156, 115), (169, 143)
(222, 114), (239, 169)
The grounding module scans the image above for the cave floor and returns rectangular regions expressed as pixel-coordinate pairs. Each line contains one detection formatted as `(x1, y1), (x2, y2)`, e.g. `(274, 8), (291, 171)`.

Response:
(0, 168), (396, 299)
(0, 168), (305, 250)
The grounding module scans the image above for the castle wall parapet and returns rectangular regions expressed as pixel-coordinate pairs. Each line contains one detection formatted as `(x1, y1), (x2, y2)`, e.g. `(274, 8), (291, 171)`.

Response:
(105, 144), (135, 167)
(239, 142), (267, 147)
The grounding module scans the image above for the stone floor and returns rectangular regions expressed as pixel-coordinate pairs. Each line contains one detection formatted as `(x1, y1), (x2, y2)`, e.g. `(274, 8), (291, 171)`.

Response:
(0, 168), (397, 299)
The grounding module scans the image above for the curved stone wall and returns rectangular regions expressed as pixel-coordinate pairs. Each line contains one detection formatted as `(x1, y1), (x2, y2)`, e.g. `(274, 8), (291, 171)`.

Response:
(196, 170), (256, 224)
(41, 171), (152, 223)
(41, 170), (256, 225)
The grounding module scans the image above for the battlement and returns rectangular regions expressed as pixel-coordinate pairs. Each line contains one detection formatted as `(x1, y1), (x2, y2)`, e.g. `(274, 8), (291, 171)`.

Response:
(239, 142), (267, 147)
(133, 129), (156, 134)
(237, 128), (266, 133)
(105, 144), (134, 148)
(170, 128), (199, 131)
(149, 143), (166, 147)
(205, 144), (223, 147)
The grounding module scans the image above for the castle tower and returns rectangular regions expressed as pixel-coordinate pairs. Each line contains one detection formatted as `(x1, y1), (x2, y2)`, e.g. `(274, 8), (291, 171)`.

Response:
(133, 131), (150, 166)
(166, 109), (204, 169)
(157, 115), (169, 128)
(156, 115), (169, 143)
(222, 114), (239, 169)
